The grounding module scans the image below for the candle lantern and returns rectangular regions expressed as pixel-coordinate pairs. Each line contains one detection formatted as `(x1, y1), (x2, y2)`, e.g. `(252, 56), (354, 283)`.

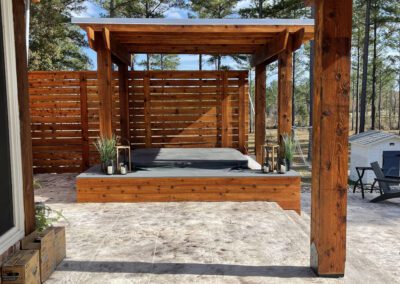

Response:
(116, 145), (132, 173)
(264, 144), (279, 173)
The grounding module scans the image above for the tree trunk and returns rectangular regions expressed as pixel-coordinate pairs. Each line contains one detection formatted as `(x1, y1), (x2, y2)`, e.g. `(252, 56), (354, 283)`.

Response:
(398, 71), (400, 133)
(371, 7), (377, 130)
(109, 0), (115, 17)
(351, 80), (355, 130)
(355, 29), (361, 134)
(378, 71), (382, 129)
(359, 0), (371, 133)
(146, 54), (150, 70)
(199, 54), (202, 70)
(160, 54), (164, 70)
(308, 5), (315, 161)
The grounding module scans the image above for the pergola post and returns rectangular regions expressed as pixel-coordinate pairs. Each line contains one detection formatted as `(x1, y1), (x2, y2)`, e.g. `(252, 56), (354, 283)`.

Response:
(95, 31), (113, 139)
(255, 63), (266, 164)
(277, 43), (293, 155)
(311, 0), (352, 277)
(118, 63), (130, 145)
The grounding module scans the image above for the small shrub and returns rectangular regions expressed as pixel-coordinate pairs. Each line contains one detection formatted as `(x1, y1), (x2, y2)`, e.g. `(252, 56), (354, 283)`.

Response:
(35, 202), (67, 232)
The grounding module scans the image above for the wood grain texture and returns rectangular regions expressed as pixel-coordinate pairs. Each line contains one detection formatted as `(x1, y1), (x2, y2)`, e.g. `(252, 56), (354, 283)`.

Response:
(278, 44), (293, 155)
(29, 71), (249, 172)
(118, 64), (130, 144)
(255, 64), (266, 164)
(76, 175), (301, 213)
(79, 73), (90, 170)
(310, 0), (351, 276)
(96, 32), (113, 138)
(13, 0), (35, 234)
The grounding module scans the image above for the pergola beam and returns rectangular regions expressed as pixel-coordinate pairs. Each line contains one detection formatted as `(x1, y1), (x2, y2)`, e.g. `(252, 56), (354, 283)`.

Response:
(251, 30), (289, 67)
(78, 24), (314, 35)
(277, 39), (293, 153)
(311, 0), (351, 276)
(86, 27), (95, 49)
(254, 63), (267, 164)
(95, 31), (113, 138)
(126, 45), (258, 55)
(88, 27), (131, 66)
(118, 63), (130, 144)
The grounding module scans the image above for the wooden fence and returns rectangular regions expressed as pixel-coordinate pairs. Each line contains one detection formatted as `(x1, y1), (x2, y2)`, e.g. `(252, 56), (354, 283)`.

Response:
(29, 70), (248, 173)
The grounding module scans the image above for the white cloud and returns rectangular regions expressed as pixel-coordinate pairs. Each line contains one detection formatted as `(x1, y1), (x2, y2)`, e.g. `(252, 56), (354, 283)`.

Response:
(72, 1), (102, 18)
(164, 8), (188, 19)
(235, 0), (252, 10)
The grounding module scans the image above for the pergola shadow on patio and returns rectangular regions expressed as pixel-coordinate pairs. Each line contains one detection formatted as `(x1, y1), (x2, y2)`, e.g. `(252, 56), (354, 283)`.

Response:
(70, 4), (352, 276)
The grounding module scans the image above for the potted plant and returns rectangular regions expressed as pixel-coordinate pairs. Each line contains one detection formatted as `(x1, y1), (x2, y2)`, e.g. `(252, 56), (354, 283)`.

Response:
(94, 135), (117, 174)
(282, 134), (295, 171)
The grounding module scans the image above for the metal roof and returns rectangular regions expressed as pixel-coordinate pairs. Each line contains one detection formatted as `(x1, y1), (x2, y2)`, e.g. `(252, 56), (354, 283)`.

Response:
(349, 130), (400, 146)
(72, 18), (314, 26)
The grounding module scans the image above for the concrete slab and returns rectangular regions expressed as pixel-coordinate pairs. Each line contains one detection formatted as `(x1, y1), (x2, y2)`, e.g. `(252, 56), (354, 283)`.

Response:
(34, 173), (399, 283)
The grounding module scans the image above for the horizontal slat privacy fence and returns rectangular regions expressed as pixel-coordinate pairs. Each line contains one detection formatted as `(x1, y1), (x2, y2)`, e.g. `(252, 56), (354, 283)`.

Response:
(29, 70), (248, 173)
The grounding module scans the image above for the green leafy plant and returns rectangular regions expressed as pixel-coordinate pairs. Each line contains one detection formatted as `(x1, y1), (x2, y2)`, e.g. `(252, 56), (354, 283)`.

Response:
(94, 135), (117, 164)
(35, 202), (67, 232)
(282, 134), (295, 162)
(33, 178), (42, 190)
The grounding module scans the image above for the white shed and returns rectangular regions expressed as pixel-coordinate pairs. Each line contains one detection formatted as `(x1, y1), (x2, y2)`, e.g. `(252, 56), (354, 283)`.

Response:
(349, 131), (400, 183)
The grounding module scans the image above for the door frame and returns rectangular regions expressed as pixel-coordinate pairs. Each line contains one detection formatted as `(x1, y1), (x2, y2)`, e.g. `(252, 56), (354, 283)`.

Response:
(0, 0), (25, 254)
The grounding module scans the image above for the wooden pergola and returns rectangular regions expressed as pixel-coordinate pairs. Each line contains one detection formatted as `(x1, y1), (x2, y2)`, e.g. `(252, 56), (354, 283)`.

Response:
(73, 6), (351, 277)
(73, 17), (314, 165)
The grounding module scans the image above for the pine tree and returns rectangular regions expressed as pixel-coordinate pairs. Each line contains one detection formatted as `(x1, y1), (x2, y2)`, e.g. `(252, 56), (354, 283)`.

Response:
(29, 0), (91, 70)
(189, 0), (240, 70)
(93, 0), (185, 70)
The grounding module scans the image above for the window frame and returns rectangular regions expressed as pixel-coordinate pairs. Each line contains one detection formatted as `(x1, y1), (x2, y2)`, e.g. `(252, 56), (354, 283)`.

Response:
(0, 0), (25, 255)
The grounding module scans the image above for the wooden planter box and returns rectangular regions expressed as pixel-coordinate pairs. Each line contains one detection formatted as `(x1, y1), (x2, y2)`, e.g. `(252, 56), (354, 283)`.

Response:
(1, 250), (40, 284)
(53, 227), (66, 266)
(21, 228), (55, 283)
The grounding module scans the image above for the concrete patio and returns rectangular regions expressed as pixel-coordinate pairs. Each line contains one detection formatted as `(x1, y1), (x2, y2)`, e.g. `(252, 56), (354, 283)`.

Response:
(34, 174), (399, 283)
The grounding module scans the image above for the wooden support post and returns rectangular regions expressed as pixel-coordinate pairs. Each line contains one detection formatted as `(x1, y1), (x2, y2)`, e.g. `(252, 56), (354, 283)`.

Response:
(238, 73), (247, 153)
(143, 74), (152, 148)
(79, 73), (90, 170)
(278, 43), (293, 156)
(13, 0), (35, 234)
(311, 0), (352, 277)
(95, 31), (113, 139)
(118, 63), (130, 145)
(255, 63), (266, 164)
(221, 71), (231, 147)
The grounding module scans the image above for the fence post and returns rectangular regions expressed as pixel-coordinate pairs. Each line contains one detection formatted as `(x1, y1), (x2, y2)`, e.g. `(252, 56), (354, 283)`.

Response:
(143, 72), (152, 148)
(221, 71), (231, 147)
(238, 72), (247, 153)
(80, 72), (90, 170)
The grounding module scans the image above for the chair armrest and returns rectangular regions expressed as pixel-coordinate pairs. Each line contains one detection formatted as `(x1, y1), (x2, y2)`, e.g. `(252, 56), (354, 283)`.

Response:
(375, 178), (400, 184)
(384, 175), (400, 179)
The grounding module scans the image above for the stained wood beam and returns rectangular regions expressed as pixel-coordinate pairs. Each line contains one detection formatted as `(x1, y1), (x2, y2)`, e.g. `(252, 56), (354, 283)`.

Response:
(110, 34), (131, 66)
(255, 63), (266, 164)
(311, 0), (351, 277)
(250, 30), (289, 67)
(86, 27), (95, 50)
(95, 32), (113, 138)
(126, 44), (258, 55)
(118, 63), (130, 144)
(87, 27), (131, 66)
(290, 28), (305, 52)
(277, 41), (293, 155)
(13, 0), (35, 234)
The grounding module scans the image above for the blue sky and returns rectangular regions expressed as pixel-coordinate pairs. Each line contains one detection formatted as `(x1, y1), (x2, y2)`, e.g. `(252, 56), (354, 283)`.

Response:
(77, 0), (252, 71)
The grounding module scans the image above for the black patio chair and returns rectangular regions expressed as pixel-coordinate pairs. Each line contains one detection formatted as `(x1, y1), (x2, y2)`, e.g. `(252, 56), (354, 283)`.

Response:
(370, 161), (400, 203)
